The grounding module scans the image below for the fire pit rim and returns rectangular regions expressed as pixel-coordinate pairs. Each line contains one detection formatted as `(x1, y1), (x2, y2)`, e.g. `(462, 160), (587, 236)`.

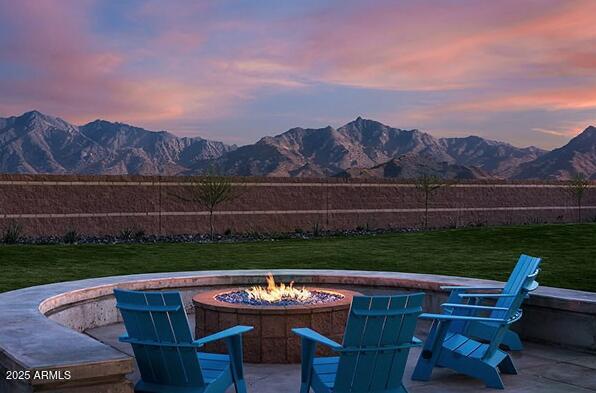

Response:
(192, 287), (360, 314)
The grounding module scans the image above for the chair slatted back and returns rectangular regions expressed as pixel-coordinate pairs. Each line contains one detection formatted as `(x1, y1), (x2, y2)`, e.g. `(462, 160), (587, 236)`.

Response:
(114, 289), (205, 388)
(491, 254), (541, 319)
(483, 265), (540, 359)
(334, 293), (424, 393)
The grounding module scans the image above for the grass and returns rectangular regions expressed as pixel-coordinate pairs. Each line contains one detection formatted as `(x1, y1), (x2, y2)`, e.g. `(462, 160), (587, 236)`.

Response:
(1, 223), (595, 293)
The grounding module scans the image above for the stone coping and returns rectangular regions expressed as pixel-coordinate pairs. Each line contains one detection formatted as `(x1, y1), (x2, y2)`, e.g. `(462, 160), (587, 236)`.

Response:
(0, 270), (594, 383)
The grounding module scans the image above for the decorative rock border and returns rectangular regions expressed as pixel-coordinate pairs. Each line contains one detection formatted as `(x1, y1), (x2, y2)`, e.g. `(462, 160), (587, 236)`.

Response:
(0, 270), (594, 392)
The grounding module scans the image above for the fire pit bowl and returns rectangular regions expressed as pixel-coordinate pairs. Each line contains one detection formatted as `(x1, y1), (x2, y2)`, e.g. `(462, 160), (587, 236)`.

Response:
(193, 285), (360, 363)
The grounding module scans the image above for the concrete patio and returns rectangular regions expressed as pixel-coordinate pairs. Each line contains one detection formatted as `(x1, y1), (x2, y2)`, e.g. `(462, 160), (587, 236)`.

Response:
(87, 319), (596, 393)
(2, 270), (594, 392)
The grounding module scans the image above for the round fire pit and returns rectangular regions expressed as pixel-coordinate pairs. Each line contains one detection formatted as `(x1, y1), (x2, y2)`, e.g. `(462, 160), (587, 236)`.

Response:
(193, 287), (360, 363)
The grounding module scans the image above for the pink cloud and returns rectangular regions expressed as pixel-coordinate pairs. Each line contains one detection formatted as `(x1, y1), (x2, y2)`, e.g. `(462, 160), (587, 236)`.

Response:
(278, 0), (596, 91)
(532, 119), (595, 137)
(0, 0), (312, 130)
(0, 1), (231, 128)
(1, 0), (595, 141)
(436, 86), (596, 114)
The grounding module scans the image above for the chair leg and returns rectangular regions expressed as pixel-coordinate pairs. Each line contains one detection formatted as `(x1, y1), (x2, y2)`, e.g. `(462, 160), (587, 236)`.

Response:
(299, 338), (316, 393)
(482, 367), (505, 390)
(225, 335), (248, 393)
(411, 354), (433, 382)
(233, 379), (248, 393)
(500, 330), (523, 351)
(412, 320), (448, 382)
(498, 354), (518, 375)
(435, 349), (507, 390)
(457, 359), (505, 389)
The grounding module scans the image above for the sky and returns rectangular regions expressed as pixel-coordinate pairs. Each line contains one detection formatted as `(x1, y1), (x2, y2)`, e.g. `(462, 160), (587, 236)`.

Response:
(0, 0), (595, 149)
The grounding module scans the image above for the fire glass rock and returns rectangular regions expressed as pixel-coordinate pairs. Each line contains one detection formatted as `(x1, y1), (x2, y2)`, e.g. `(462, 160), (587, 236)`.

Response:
(215, 289), (343, 306)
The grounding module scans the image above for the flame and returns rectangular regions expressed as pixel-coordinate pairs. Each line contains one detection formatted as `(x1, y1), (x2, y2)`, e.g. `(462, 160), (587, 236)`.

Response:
(245, 273), (311, 303)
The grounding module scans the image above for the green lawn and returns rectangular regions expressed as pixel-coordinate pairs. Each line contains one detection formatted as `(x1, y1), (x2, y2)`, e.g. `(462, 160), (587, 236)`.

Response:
(1, 223), (595, 293)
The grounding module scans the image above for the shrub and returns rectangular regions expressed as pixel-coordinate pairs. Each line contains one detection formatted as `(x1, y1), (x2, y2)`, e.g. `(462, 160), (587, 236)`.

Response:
(174, 168), (244, 240)
(120, 227), (143, 240)
(224, 228), (232, 236)
(2, 221), (22, 244)
(134, 229), (145, 241)
(118, 227), (145, 241)
(63, 229), (80, 244)
(415, 174), (449, 229)
(245, 230), (260, 239)
(119, 228), (134, 240)
(294, 228), (304, 234)
(312, 223), (321, 237)
(567, 173), (590, 223)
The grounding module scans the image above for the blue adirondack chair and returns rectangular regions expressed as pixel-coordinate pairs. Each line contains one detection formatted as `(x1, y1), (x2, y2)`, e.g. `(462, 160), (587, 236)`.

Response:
(114, 288), (253, 393)
(411, 256), (541, 389)
(293, 293), (424, 393)
(440, 254), (542, 351)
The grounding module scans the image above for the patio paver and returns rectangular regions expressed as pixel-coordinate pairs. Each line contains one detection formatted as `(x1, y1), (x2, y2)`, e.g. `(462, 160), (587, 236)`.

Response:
(86, 319), (596, 393)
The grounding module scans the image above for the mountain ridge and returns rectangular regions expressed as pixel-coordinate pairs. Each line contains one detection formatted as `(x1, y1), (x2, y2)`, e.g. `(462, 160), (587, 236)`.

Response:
(204, 116), (546, 178)
(512, 125), (596, 180)
(0, 110), (235, 175)
(1, 110), (594, 179)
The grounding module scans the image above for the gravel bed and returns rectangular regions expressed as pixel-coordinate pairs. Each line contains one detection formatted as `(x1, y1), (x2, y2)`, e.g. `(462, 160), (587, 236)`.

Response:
(215, 289), (344, 306)
(2, 227), (422, 245)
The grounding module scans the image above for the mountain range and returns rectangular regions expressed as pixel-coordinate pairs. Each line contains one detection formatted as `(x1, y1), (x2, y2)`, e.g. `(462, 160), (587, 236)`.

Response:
(0, 110), (594, 180)
(0, 111), (234, 175)
(511, 126), (596, 180)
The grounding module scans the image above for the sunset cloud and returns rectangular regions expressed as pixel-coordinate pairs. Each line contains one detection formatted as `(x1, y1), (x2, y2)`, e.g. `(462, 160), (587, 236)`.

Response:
(0, 0), (209, 124)
(532, 119), (595, 137)
(407, 85), (596, 120)
(284, 0), (596, 91)
(0, 0), (594, 147)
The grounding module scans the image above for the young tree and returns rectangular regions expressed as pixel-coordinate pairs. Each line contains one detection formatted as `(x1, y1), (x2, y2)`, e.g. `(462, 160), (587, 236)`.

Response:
(567, 173), (590, 223)
(179, 167), (242, 239)
(415, 174), (447, 229)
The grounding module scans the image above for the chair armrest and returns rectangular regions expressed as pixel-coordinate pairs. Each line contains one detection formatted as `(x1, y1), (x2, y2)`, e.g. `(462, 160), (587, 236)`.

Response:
(292, 328), (343, 351)
(440, 285), (503, 291)
(441, 303), (509, 311)
(119, 334), (201, 348)
(194, 325), (253, 347)
(459, 293), (516, 299)
(418, 313), (507, 323)
(339, 339), (422, 353)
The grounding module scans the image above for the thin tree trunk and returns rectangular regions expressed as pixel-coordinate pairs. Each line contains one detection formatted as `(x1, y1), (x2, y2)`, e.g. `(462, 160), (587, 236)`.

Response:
(424, 193), (429, 229)
(578, 198), (582, 223)
(209, 210), (214, 240)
